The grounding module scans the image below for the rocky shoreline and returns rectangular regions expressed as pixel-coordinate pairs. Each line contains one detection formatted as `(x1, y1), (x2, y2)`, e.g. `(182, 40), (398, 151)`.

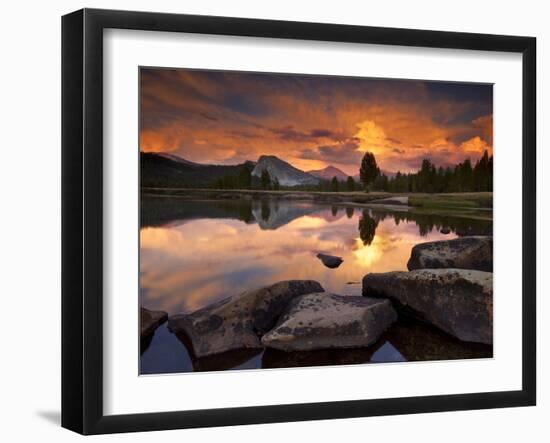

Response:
(141, 235), (493, 362)
(142, 187), (396, 204)
(142, 187), (492, 211)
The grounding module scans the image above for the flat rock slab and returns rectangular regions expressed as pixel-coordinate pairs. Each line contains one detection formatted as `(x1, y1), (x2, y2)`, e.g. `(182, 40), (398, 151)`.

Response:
(168, 280), (324, 357)
(261, 293), (397, 351)
(407, 236), (493, 272)
(363, 269), (493, 344)
(140, 307), (168, 340)
(316, 253), (344, 269)
(369, 196), (409, 206)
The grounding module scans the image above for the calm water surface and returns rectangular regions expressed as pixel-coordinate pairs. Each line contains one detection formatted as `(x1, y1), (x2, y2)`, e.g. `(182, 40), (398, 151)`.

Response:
(140, 197), (492, 374)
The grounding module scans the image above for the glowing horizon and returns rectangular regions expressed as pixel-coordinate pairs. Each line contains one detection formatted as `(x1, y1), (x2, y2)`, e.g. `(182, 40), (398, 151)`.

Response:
(140, 68), (493, 175)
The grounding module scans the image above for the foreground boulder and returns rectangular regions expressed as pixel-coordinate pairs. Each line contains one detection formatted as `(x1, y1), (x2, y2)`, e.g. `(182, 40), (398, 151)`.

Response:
(363, 269), (492, 344)
(261, 293), (397, 351)
(140, 307), (168, 340)
(168, 280), (324, 357)
(316, 253), (344, 269)
(407, 236), (492, 272)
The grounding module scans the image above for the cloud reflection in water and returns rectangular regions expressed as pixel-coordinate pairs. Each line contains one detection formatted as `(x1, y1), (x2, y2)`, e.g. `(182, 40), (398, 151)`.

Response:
(140, 201), (461, 315)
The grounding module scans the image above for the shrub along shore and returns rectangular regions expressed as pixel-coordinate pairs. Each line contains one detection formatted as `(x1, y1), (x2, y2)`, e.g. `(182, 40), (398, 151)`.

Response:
(141, 187), (493, 211)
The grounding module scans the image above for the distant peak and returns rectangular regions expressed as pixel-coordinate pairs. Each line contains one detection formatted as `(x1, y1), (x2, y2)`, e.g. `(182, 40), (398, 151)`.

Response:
(307, 165), (349, 180)
(251, 154), (319, 187)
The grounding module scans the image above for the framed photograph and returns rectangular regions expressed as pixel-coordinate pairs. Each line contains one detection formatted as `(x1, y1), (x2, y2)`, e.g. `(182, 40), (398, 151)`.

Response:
(62, 8), (536, 434)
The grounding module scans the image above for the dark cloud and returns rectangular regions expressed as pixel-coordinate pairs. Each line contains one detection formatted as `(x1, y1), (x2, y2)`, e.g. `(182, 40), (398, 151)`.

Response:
(200, 112), (218, 122)
(221, 93), (272, 117)
(310, 129), (336, 138)
(299, 138), (362, 166)
(270, 126), (313, 142)
(269, 126), (344, 143)
(426, 81), (493, 104)
(386, 137), (402, 145)
(226, 129), (260, 139)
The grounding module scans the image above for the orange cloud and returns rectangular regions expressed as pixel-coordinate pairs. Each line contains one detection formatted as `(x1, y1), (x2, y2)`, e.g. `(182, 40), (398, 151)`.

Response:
(140, 129), (181, 153)
(355, 120), (390, 155)
(140, 68), (493, 174)
(459, 136), (493, 156)
(472, 115), (493, 145)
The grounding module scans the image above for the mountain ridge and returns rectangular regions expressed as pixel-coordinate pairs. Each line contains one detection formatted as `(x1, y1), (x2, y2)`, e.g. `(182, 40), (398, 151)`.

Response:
(140, 152), (254, 188)
(142, 152), (371, 188)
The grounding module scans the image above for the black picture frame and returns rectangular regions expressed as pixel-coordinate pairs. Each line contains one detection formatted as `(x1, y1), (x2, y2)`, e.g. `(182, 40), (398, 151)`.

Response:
(62, 8), (537, 435)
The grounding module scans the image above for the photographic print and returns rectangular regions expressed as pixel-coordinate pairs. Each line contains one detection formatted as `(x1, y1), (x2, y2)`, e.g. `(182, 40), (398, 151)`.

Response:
(139, 67), (493, 375)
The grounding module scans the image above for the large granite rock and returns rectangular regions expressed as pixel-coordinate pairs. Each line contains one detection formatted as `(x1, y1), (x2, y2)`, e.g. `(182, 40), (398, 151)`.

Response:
(407, 236), (492, 272)
(261, 293), (397, 351)
(168, 280), (324, 357)
(363, 269), (493, 344)
(140, 307), (168, 340)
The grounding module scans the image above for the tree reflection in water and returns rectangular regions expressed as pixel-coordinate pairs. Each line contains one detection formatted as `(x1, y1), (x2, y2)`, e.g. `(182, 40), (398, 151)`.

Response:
(260, 199), (271, 222)
(141, 196), (492, 238)
(358, 209), (379, 246)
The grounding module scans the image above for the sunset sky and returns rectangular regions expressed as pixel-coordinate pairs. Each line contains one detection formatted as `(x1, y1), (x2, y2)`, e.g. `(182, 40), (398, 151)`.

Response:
(140, 68), (493, 175)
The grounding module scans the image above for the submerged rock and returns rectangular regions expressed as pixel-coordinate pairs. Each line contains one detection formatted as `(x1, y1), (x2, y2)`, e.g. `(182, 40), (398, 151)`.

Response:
(190, 348), (264, 372)
(381, 318), (492, 362)
(456, 226), (493, 237)
(407, 236), (493, 272)
(261, 293), (397, 351)
(140, 307), (168, 340)
(362, 269), (493, 344)
(316, 253), (344, 269)
(262, 343), (381, 369)
(168, 280), (324, 357)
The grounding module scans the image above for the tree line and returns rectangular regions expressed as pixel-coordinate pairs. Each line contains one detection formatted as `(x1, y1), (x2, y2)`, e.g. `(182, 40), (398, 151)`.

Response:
(368, 150), (493, 193)
(316, 150), (493, 193)
(210, 150), (493, 193)
(211, 166), (282, 190)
